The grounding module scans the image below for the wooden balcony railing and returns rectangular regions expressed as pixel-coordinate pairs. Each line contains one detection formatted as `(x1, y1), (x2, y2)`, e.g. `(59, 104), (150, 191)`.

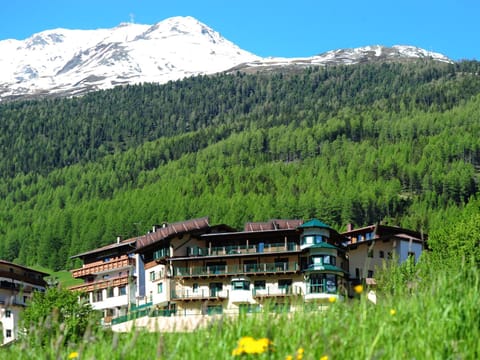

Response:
(0, 270), (46, 287)
(71, 257), (135, 278)
(69, 275), (130, 292)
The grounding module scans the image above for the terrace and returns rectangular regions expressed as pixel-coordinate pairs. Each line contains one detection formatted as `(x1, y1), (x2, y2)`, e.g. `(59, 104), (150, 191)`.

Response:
(71, 257), (135, 278)
(186, 242), (299, 257)
(174, 262), (300, 278)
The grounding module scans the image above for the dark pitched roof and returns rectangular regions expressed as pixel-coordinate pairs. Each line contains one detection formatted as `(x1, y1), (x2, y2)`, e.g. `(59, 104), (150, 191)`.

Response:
(341, 224), (426, 242)
(244, 219), (303, 231)
(136, 217), (211, 252)
(0, 260), (50, 277)
(70, 238), (136, 259)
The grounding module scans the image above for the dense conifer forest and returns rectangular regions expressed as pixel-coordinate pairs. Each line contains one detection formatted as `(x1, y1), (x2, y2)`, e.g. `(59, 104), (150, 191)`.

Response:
(0, 60), (479, 270)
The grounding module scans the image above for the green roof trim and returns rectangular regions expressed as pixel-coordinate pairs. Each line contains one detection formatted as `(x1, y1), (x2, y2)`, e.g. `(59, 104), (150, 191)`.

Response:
(308, 242), (341, 250)
(304, 264), (347, 273)
(298, 218), (331, 229)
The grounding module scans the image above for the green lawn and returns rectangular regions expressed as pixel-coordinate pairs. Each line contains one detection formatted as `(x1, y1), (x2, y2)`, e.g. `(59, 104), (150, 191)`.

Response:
(30, 265), (83, 288)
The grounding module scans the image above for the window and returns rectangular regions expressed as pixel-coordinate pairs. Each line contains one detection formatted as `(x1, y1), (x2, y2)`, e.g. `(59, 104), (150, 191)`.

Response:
(243, 260), (258, 272)
(355, 268), (360, 279)
(150, 271), (155, 281)
(193, 283), (199, 293)
(274, 258), (288, 271)
(311, 255), (336, 268)
(207, 305), (223, 315)
(254, 280), (266, 290)
(206, 262), (226, 275)
(119, 286), (127, 296)
(325, 274), (337, 293)
(157, 283), (163, 294)
(6, 329), (12, 338)
(5, 310), (11, 318)
(153, 247), (169, 259)
(107, 287), (114, 298)
(278, 279), (292, 292)
(308, 274), (337, 294)
(209, 282), (223, 297)
(387, 252), (393, 259)
(323, 255), (336, 265)
(368, 270), (374, 278)
(379, 251), (385, 258)
(95, 291), (103, 302)
(231, 279), (250, 291)
(302, 235), (325, 246)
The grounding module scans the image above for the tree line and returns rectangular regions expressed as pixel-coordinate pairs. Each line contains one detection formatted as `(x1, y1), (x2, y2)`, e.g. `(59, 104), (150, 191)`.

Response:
(0, 60), (479, 270)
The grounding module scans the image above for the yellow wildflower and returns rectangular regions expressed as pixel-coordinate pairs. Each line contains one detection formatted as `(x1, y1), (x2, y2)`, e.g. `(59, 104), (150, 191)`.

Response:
(390, 309), (396, 316)
(354, 284), (363, 294)
(296, 347), (305, 360)
(232, 336), (273, 356)
(328, 296), (337, 303)
(286, 356), (293, 360)
(68, 352), (79, 359)
(320, 355), (329, 360)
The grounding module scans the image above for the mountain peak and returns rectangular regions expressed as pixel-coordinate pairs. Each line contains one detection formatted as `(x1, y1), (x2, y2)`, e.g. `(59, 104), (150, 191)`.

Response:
(0, 16), (259, 102)
(0, 17), (452, 102)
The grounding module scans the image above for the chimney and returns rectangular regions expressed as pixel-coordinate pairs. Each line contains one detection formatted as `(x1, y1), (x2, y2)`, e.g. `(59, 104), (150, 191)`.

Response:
(347, 223), (354, 232)
(116, 236), (122, 244)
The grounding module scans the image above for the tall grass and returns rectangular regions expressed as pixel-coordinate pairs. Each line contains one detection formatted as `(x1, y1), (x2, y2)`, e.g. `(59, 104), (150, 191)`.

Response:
(4, 261), (480, 359)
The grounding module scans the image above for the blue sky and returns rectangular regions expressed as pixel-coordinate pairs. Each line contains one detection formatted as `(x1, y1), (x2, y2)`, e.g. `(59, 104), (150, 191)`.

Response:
(1, 0), (478, 61)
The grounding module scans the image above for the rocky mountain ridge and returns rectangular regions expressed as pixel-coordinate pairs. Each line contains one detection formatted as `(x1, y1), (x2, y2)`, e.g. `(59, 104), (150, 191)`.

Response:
(0, 16), (452, 102)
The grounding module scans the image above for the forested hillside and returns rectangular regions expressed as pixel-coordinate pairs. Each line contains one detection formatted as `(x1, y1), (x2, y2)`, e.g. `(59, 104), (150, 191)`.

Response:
(0, 61), (479, 270)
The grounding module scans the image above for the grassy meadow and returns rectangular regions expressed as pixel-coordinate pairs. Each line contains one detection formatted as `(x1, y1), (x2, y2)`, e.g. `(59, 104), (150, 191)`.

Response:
(3, 257), (480, 360)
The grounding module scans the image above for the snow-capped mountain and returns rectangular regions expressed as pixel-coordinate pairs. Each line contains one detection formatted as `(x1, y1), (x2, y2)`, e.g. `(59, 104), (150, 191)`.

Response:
(0, 16), (260, 101)
(0, 17), (452, 102)
(229, 45), (452, 73)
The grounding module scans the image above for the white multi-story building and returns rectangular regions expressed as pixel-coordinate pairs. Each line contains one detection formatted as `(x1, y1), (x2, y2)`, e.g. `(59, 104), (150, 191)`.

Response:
(0, 260), (48, 345)
(70, 217), (427, 327)
(70, 237), (140, 325)
(342, 223), (426, 284)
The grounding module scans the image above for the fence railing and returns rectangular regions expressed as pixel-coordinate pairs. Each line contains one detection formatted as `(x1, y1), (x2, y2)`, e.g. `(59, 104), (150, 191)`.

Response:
(186, 242), (299, 257)
(175, 262), (299, 277)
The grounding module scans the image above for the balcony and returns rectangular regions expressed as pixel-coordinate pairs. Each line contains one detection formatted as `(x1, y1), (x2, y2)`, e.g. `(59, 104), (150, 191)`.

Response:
(0, 270), (46, 287)
(252, 286), (302, 299)
(186, 242), (299, 257)
(174, 262), (299, 278)
(171, 288), (229, 301)
(69, 275), (130, 292)
(71, 257), (135, 278)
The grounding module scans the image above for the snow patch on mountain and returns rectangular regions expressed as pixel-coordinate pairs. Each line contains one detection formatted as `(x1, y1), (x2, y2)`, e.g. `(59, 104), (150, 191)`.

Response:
(0, 17), (452, 102)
